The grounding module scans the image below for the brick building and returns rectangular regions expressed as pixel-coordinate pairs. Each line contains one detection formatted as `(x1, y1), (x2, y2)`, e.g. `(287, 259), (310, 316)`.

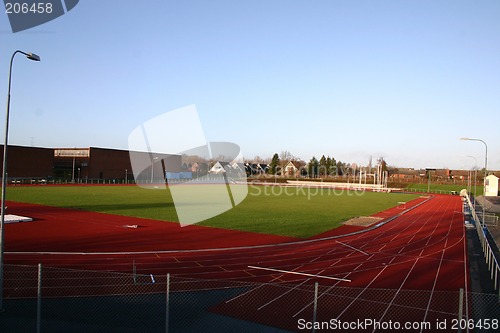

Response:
(0, 145), (54, 179)
(0, 145), (181, 183)
(53, 147), (133, 180)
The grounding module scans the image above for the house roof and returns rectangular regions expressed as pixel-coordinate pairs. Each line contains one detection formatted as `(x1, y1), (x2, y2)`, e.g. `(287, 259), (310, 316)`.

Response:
(285, 160), (303, 169)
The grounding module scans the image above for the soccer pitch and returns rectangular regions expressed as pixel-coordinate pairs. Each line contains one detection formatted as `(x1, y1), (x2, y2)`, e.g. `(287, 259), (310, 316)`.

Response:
(6, 185), (419, 238)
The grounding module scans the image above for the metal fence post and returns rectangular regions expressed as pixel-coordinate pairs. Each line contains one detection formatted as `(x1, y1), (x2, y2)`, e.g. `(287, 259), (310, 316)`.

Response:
(37, 263), (42, 333)
(458, 288), (463, 333)
(312, 282), (318, 333)
(133, 260), (136, 284)
(166, 273), (170, 333)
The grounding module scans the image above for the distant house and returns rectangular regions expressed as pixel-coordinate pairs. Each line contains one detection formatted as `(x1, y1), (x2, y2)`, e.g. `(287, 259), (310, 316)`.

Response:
(230, 162), (246, 174)
(435, 169), (451, 179)
(244, 163), (257, 176)
(485, 174), (499, 197)
(190, 162), (200, 173)
(209, 161), (229, 174)
(416, 168), (451, 181)
(257, 163), (269, 174)
(449, 169), (471, 180)
(390, 168), (419, 180)
(244, 163), (268, 176)
(283, 161), (303, 177)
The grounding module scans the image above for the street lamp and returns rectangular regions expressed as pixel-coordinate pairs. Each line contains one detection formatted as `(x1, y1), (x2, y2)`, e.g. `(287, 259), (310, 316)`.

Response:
(0, 50), (40, 311)
(151, 156), (159, 184)
(466, 155), (478, 198)
(72, 154), (75, 183)
(425, 168), (436, 193)
(460, 138), (488, 227)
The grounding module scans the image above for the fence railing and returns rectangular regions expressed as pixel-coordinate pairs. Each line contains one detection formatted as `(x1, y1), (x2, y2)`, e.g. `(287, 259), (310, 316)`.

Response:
(7, 177), (136, 185)
(1, 264), (499, 332)
(476, 212), (499, 227)
(404, 187), (461, 195)
(463, 192), (500, 296)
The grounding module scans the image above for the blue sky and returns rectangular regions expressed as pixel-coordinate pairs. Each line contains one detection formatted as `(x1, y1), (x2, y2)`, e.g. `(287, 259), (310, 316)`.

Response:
(1, 0), (499, 170)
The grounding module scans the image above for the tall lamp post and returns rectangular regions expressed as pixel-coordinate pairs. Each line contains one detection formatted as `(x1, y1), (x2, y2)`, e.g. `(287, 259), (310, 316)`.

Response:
(460, 138), (488, 228)
(0, 50), (40, 311)
(151, 156), (159, 184)
(426, 168), (436, 193)
(466, 155), (478, 198)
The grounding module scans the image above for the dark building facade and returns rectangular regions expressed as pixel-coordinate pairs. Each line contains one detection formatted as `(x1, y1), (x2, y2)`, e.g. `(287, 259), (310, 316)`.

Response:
(88, 147), (133, 179)
(54, 147), (133, 180)
(1, 145), (182, 183)
(0, 145), (54, 179)
(54, 147), (154, 181)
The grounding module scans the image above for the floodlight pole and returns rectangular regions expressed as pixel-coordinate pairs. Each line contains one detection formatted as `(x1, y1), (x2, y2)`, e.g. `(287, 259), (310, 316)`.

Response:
(72, 155), (75, 183)
(460, 138), (488, 228)
(425, 168), (436, 193)
(428, 171), (431, 193)
(0, 50), (40, 311)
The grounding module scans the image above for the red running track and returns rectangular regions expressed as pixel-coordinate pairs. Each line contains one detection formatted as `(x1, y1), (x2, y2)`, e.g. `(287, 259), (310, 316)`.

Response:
(4, 195), (467, 288)
(4, 194), (469, 332)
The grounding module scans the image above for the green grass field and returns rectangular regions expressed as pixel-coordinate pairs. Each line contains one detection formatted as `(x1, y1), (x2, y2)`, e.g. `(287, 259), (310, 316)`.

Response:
(6, 185), (419, 238)
(405, 183), (483, 196)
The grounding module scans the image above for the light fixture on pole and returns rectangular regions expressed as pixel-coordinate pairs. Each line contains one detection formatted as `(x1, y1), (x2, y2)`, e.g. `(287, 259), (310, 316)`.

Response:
(460, 138), (488, 228)
(0, 50), (40, 311)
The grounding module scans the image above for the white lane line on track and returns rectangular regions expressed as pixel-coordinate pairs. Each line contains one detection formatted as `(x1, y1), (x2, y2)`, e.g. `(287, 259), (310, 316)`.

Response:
(421, 237), (448, 332)
(462, 231), (470, 325)
(335, 264), (390, 320)
(247, 266), (352, 282)
(292, 261), (364, 318)
(257, 279), (312, 311)
(373, 248), (424, 332)
(336, 240), (369, 255)
(406, 234), (416, 245)
(224, 264), (308, 304)
(352, 262), (364, 271)
(244, 196), (458, 327)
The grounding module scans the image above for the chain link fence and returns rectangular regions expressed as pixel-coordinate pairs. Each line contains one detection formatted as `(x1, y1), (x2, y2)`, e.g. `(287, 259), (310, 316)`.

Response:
(1, 264), (499, 332)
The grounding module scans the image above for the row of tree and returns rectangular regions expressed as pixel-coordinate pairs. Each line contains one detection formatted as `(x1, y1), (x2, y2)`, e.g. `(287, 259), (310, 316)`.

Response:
(262, 151), (388, 177)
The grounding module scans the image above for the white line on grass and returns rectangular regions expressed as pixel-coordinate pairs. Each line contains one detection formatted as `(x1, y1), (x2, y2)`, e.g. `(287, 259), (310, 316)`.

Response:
(247, 265), (351, 282)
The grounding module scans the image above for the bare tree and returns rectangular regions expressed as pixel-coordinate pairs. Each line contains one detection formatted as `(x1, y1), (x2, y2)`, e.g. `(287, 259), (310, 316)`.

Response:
(279, 150), (295, 162)
(253, 155), (265, 163)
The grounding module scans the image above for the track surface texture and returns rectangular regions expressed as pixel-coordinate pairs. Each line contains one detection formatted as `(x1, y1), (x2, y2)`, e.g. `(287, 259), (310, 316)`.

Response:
(4, 194), (468, 332)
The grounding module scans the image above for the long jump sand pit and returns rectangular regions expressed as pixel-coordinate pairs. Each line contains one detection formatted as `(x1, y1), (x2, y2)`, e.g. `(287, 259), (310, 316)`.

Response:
(342, 216), (383, 227)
